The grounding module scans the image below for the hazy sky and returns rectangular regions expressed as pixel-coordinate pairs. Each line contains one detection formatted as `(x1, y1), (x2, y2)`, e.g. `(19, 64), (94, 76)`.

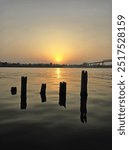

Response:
(0, 0), (111, 64)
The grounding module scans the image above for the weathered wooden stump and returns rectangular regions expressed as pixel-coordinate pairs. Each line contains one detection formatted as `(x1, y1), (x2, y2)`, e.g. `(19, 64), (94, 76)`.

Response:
(80, 70), (88, 123)
(59, 82), (66, 107)
(11, 87), (17, 95)
(21, 76), (27, 109)
(40, 83), (46, 102)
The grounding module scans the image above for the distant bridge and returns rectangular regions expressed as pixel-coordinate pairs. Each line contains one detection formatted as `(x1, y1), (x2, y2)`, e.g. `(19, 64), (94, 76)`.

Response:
(87, 59), (112, 66)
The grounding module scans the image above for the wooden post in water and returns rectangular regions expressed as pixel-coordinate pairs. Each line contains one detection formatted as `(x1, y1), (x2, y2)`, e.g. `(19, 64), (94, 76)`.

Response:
(40, 83), (46, 102)
(80, 70), (88, 123)
(11, 87), (17, 95)
(21, 76), (27, 109)
(59, 82), (66, 107)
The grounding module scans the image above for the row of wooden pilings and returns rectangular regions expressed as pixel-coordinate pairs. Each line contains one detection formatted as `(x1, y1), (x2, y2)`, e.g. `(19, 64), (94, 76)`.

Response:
(11, 70), (88, 123)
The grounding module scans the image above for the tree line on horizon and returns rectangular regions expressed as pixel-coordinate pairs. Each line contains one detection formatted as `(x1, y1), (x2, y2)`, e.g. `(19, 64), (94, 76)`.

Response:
(0, 61), (112, 68)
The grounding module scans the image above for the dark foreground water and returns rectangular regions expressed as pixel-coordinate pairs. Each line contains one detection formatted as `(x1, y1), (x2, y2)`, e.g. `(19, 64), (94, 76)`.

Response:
(0, 68), (112, 150)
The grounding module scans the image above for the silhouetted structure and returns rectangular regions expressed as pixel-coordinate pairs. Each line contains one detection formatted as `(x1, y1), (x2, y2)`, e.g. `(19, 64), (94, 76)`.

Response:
(21, 76), (27, 109)
(87, 59), (112, 67)
(80, 70), (88, 123)
(9, 72), (89, 124)
(0, 59), (112, 68)
(59, 82), (66, 107)
(11, 87), (17, 95)
(40, 83), (46, 102)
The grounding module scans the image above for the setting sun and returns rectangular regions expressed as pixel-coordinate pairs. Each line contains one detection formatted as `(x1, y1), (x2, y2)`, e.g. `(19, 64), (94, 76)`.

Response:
(55, 55), (62, 63)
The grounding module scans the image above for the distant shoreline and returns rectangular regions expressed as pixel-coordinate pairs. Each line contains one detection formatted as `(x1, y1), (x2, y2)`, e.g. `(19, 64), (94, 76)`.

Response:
(0, 66), (112, 68)
(0, 60), (112, 68)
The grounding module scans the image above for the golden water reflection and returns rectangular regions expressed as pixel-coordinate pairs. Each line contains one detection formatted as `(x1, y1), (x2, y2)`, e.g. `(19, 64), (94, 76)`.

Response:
(56, 68), (60, 79)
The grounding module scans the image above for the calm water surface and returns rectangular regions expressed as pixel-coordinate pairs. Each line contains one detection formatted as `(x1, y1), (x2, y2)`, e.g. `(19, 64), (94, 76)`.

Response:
(0, 68), (112, 150)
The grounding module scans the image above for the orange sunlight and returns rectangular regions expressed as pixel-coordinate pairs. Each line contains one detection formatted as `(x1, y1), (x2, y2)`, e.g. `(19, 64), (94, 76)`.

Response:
(55, 54), (63, 63)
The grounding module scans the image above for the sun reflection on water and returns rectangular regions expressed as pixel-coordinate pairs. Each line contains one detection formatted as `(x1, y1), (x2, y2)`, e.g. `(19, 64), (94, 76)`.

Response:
(56, 68), (60, 79)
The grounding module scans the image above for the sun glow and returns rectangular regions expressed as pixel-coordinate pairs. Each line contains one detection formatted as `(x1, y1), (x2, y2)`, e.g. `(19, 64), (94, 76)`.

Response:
(56, 68), (60, 79)
(55, 55), (62, 63)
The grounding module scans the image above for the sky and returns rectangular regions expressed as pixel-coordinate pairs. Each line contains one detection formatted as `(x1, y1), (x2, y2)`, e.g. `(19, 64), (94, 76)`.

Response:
(0, 0), (111, 64)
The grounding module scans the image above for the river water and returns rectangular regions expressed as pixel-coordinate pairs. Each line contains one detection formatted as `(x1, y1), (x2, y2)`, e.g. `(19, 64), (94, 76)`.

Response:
(0, 68), (112, 150)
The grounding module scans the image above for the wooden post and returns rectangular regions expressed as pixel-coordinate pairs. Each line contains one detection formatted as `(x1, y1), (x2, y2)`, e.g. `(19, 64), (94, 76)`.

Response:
(21, 76), (27, 109)
(59, 82), (66, 107)
(40, 83), (46, 102)
(11, 87), (17, 95)
(80, 70), (88, 123)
